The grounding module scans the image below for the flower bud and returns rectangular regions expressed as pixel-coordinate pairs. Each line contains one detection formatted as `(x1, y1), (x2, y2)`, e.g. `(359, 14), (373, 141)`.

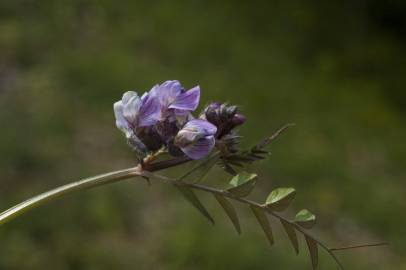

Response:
(174, 119), (217, 159)
(201, 103), (246, 138)
(232, 113), (246, 127)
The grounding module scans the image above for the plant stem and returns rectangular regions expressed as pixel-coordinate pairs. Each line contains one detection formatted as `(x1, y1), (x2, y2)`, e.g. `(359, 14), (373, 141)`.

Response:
(146, 156), (191, 171)
(0, 154), (196, 226)
(0, 167), (142, 226)
(330, 243), (388, 252)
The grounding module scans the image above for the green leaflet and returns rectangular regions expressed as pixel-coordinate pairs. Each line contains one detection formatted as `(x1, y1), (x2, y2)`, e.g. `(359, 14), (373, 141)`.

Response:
(280, 219), (299, 254)
(294, 209), (316, 229)
(265, 187), (296, 212)
(250, 205), (274, 246)
(176, 185), (214, 225)
(227, 172), (257, 197)
(305, 235), (319, 269)
(214, 194), (241, 234)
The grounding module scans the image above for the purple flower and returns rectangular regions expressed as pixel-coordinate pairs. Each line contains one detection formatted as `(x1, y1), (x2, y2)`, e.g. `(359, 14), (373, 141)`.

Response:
(150, 80), (200, 121)
(174, 119), (217, 159)
(114, 81), (214, 159)
(114, 90), (161, 153)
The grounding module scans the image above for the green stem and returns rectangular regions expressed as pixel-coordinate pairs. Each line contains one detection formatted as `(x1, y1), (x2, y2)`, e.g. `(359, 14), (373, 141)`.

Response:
(0, 154), (194, 226)
(0, 167), (141, 226)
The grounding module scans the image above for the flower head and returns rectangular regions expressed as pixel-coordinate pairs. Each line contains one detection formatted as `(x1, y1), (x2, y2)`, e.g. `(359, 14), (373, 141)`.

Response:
(174, 119), (217, 159)
(114, 91), (160, 134)
(150, 80), (200, 121)
(114, 90), (161, 155)
(114, 80), (245, 160)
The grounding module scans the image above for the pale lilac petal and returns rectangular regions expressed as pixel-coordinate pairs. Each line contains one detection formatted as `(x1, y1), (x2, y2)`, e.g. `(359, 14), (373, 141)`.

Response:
(148, 84), (159, 96)
(114, 101), (133, 137)
(183, 119), (217, 137)
(155, 80), (182, 106)
(138, 93), (161, 127)
(122, 91), (138, 104)
(174, 109), (190, 116)
(174, 119), (217, 150)
(122, 91), (142, 124)
(181, 136), (215, 159)
(174, 111), (194, 126)
(169, 86), (200, 111)
(175, 128), (201, 146)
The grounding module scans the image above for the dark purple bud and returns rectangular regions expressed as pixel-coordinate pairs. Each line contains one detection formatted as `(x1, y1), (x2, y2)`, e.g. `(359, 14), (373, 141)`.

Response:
(202, 102), (221, 124)
(207, 102), (221, 110)
(221, 104), (237, 120)
(201, 103), (245, 139)
(232, 113), (246, 127)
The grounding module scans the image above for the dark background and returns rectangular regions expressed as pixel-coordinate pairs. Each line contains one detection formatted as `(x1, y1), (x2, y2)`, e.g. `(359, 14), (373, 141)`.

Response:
(1, 1), (405, 269)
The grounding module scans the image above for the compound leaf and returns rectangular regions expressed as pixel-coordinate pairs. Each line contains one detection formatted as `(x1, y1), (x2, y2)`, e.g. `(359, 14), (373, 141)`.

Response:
(280, 219), (299, 254)
(214, 194), (241, 234)
(176, 185), (214, 225)
(250, 205), (274, 246)
(305, 235), (319, 269)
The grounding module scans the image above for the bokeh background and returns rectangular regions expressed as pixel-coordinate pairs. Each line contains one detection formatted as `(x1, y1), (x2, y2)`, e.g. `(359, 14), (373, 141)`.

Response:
(1, 1), (405, 269)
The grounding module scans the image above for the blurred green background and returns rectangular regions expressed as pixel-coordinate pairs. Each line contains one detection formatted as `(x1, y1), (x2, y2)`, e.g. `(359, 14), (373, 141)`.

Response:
(1, 1), (405, 269)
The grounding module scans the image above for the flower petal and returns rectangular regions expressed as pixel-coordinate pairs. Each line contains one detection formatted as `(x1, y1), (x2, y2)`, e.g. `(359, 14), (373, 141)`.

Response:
(154, 80), (183, 106)
(122, 91), (138, 104)
(114, 101), (133, 137)
(138, 92), (161, 127)
(183, 119), (217, 137)
(175, 128), (201, 146)
(181, 135), (215, 159)
(122, 91), (142, 124)
(169, 86), (200, 111)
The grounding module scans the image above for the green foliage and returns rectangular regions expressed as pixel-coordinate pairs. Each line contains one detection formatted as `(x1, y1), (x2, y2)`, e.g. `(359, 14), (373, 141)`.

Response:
(144, 169), (352, 269)
(214, 194), (241, 234)
(265, 187), (296, 212)
(305, 236), (319, 270)
(280, 220), (299, 254)
(179, 153), (220, 183)
(250, 205), (274, 246)
(219, 124), (294, 174)
(227, 172), (257, 197)
(175, 186), (215, 225)
(294, 209), (316, 229)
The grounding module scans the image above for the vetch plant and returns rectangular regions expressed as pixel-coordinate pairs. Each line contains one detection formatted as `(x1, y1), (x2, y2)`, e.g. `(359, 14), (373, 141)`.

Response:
(0, 80), (386, 269)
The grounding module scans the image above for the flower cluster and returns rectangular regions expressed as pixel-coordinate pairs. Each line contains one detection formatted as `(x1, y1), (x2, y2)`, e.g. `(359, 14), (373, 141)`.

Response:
(114, 80), (245, 160)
